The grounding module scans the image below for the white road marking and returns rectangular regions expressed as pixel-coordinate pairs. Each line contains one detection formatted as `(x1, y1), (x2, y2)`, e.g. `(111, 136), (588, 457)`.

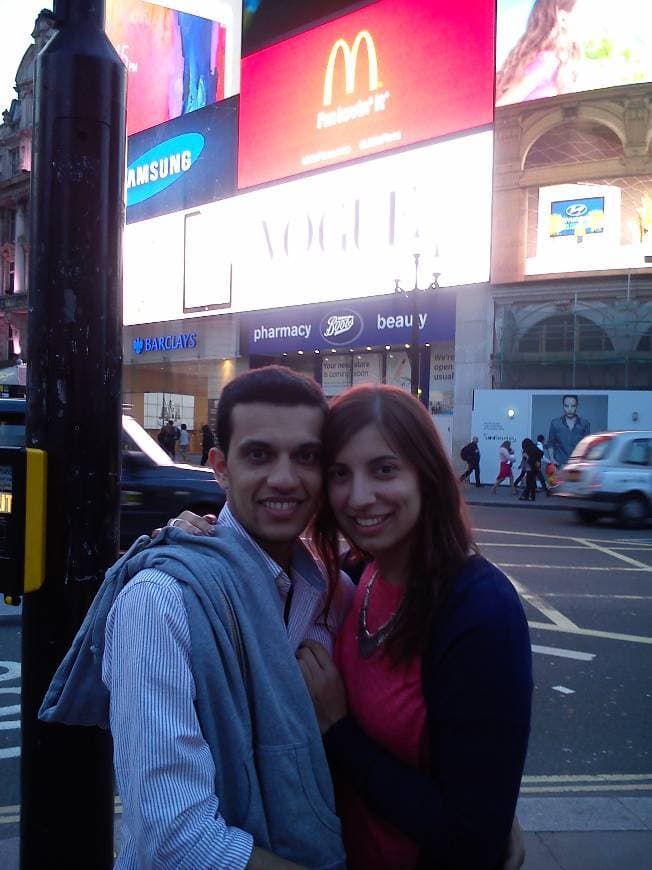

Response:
(498, 563), (651, 571)
(574, 537), (652, 571)
(532, 645), (595, 661)
(529, 620), (652, 644)
(552, 685), (575, 694)
(539, 593), (650, 600)
(503, 571), (577, 630)
(0, 662), (20, 682)
(478, 542), (590, 549)
(0, 747), (20, 760)
(475, 527), (652, 546)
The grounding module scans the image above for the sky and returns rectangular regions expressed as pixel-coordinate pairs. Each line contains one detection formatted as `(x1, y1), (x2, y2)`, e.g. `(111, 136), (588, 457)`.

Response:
(0, 0), (52, 112)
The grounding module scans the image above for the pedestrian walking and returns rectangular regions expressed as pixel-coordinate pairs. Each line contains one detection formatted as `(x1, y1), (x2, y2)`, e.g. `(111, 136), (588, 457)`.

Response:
(518, 438), (544, 502)
(459, 436), (481, 487)
(200, 422), (215, 466)
(535, 434), (552, 496)
(178, 423), (190, 462)
(491, 440), (516, 494)
(157, 419), (177, 459)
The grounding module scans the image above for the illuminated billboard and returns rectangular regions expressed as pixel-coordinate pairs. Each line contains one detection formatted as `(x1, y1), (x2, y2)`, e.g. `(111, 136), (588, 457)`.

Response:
(106, 0), (242, 136)
(496, 0), (652, 106)
(238, 0), (495, 188)
(126, 98), (237, 223)
(123, 131), (493, 325)
(527, 181), (652, 275)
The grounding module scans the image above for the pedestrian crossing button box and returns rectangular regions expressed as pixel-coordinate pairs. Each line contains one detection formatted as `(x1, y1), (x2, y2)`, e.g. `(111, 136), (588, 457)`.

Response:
(0, 447), (47, 605)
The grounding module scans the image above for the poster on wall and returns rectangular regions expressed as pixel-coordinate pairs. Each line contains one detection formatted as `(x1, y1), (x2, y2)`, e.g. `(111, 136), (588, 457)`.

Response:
(352, 353), (383, 386)
(532, 393), (608, 467)
(385, 351), (411, 392)
(428, 340), (454, 414)
(106, 0), (242, 136)
(496, 0), (652, 107)
(321, 355), (353, 395)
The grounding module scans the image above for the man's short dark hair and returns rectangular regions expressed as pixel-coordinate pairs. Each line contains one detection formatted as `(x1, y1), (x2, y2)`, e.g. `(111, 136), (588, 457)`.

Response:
(562, 394), (578, 405)
(216, 365), (328, 456)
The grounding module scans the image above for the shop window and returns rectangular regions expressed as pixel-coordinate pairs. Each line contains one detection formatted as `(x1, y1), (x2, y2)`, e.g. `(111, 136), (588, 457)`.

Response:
(144, 392), (195, 430)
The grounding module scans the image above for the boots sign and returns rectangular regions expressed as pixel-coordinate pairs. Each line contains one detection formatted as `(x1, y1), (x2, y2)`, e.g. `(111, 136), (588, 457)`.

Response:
(243, 292), (455, 354)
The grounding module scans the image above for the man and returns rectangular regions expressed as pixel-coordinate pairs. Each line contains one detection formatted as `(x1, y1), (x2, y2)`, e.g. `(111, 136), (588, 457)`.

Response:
(459, 435), (481, 487)
(40, 366), (351, 869)
(547, 394), (591, 468)
(157, 418), (178, 459)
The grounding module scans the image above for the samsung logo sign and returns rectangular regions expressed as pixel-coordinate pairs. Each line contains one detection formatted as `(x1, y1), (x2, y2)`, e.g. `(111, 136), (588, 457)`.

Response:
(565, 203), (588, 217)
(127, 133), (205, 206)
(132, 333), (198, 355)
(319, 310), (363, 346)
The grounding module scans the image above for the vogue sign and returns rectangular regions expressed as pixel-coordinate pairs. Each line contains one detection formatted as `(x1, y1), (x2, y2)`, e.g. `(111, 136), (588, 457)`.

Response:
(238, 0), (495, 188)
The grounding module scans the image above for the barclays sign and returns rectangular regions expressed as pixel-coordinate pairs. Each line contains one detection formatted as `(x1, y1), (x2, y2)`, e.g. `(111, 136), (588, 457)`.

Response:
(132, 333), (198, 355)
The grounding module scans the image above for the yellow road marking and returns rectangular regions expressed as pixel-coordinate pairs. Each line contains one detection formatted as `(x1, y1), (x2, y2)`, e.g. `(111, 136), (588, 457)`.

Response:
(520, 783), (652, 794)
(522, 774), (652, 782)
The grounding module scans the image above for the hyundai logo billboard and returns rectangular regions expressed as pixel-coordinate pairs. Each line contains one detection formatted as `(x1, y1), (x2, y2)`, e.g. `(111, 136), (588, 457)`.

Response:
(126, 99), (238, 224)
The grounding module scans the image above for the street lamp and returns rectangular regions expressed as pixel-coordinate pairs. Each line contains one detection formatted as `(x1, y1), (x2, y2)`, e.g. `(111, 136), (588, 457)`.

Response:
(393, 251), (441, 398)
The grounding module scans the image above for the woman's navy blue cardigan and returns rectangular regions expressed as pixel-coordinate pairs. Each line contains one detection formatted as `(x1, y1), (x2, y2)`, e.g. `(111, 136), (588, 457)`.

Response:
(324, 555), (533, 870)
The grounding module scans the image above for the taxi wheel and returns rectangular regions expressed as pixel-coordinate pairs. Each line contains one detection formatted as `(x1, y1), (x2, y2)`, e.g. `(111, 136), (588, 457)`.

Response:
(618, 495), (647, 529)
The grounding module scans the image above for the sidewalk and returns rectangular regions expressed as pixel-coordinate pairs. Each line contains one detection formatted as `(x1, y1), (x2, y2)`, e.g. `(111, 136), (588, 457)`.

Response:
(1, 796), (650, 868)
(461, 481), (569, 512)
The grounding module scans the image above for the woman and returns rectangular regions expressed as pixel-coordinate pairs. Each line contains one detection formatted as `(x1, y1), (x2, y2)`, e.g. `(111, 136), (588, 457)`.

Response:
(496, 0), (581, 105)
(491, 440), (516, 494)
(518, 438), (542, 502)
(167, 386), (531, 868)
(298, 386), (532, 869)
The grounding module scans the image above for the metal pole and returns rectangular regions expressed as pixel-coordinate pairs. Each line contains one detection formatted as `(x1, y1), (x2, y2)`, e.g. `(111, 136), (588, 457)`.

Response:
(21, 0), (125, 866)
(410, 254), (420, 397)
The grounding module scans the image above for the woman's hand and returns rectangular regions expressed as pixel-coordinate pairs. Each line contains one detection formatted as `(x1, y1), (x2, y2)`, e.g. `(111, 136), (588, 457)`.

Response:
(296, 640), (348, 735)
(151, 511), (218, 538)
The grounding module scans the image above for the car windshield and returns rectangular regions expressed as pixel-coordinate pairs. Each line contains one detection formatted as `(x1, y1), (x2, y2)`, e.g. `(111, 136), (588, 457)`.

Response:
(570, 434), (613, 461)
(122, 414), (174, 466)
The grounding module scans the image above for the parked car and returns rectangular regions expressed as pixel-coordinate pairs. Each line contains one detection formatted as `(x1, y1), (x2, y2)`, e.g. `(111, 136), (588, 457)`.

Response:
(0, 397), (225, 549)
(553, 430), (652, 527)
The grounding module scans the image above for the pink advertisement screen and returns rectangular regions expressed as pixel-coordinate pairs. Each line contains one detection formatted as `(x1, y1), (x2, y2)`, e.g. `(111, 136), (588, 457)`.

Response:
(106, 0), (228, 136)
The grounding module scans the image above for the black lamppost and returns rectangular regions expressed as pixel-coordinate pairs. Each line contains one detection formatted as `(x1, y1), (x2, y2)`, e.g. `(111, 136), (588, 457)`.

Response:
(394, 251), (441, 398)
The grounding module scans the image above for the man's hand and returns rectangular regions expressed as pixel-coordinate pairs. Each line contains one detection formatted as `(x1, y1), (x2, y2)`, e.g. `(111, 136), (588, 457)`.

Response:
(501, 816), (525, 870)
(152, 510), (218, 538)
(296, 640), (347, 734)
(246, 846), (307, 869)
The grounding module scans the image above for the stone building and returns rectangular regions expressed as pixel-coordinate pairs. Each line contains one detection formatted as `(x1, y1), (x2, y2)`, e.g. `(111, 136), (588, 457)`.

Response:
(0, 10), (55, 389)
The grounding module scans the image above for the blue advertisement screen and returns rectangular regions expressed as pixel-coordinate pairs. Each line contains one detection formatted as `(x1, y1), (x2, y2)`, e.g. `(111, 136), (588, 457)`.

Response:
(126, 98), (238, 224)
(549, 196), (605, 238)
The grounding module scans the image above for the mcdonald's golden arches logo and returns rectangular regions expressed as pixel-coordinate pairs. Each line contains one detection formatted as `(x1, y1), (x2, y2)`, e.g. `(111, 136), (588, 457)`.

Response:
(323, 30), (379, 106)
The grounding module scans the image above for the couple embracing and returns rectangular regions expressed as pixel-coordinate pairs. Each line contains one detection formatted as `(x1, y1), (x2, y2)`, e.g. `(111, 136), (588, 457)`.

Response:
(40, 366), (532, 869)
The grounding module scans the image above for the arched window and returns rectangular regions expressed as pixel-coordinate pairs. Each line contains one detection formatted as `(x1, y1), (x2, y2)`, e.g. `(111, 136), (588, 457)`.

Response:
(637, 326), (652, 352)
(525, 123), (623, 169)
(517, 315), (614, 353)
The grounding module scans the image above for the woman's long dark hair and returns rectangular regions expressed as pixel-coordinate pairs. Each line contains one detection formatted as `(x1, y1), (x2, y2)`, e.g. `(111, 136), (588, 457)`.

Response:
(312, 385), (477, 662)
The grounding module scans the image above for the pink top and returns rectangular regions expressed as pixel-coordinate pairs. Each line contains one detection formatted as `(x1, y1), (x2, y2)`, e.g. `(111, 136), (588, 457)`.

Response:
(335, 563), (428, 869)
